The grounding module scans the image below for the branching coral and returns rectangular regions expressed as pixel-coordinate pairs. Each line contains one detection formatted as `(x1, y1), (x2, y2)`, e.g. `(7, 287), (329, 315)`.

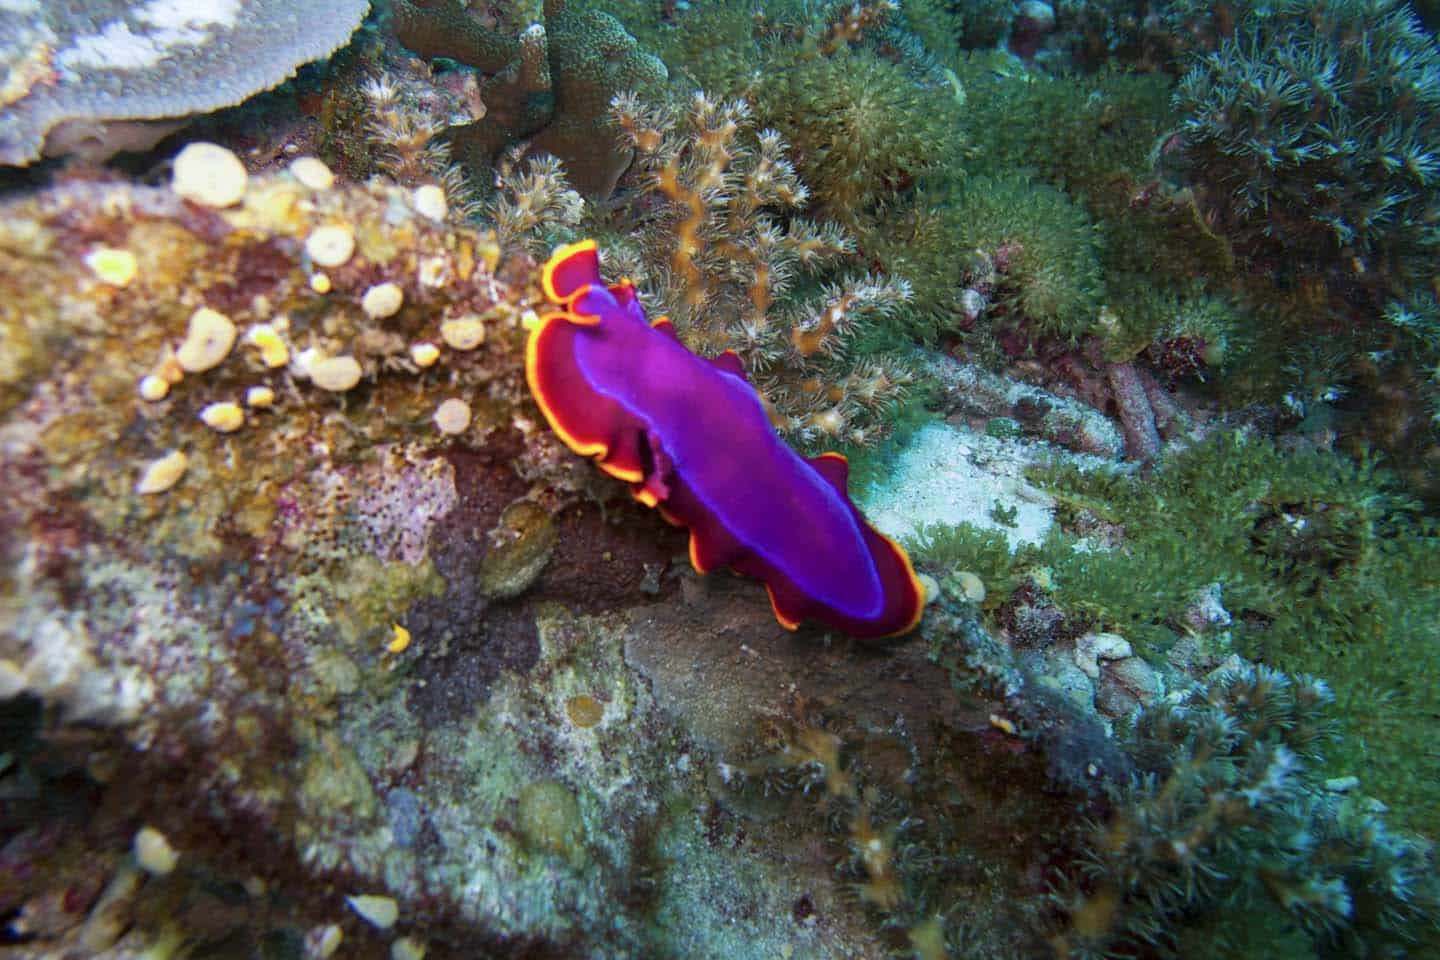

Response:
(608, 91), (917, 450)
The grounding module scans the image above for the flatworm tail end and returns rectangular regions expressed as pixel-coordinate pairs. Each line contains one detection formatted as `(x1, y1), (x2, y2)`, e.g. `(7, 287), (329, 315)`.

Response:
(864, 527), (927, 639)
(736, 530), (923, 640)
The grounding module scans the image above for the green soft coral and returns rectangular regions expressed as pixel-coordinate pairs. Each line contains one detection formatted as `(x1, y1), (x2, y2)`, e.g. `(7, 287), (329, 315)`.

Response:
(954, 171), (1105, 341)
(912, 429), (1440, 840)
(1036, 433), (1440, 836)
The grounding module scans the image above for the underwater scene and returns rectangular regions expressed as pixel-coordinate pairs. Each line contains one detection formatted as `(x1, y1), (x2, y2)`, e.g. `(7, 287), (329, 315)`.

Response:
(3, 1), (1440, 957)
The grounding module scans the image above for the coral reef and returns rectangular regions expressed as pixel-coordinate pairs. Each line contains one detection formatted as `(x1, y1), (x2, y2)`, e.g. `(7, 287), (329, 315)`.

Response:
(951, 171), (1104, 343)
(0, 0), (370, 165)
(6, 1), (1440, 957)
(0, 146), (935, 959)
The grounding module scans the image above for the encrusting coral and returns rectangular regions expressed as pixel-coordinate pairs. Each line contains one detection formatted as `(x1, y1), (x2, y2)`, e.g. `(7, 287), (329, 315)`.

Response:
(389, 0), (668, 198)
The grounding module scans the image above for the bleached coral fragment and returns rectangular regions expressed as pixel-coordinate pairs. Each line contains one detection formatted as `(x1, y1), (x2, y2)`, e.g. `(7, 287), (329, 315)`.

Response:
(305, 924), (343, 959)
(137, 374), (169, 401)
(345, 894), (398, 930)
(440, 316), (484, 350)
(246, 323), (289, 368)
(245, 385), (275, 408)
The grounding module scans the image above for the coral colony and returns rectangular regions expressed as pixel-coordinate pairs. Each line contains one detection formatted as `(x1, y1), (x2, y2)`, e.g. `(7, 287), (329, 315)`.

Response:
(1, 1), (1439, 958)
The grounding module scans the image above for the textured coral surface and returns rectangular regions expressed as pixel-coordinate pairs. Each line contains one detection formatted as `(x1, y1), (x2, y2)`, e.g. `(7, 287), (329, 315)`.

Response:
(0, 0), (370, 165)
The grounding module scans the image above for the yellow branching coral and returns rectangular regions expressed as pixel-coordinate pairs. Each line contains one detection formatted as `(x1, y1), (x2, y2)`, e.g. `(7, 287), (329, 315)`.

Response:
(609, 91), (915, 449)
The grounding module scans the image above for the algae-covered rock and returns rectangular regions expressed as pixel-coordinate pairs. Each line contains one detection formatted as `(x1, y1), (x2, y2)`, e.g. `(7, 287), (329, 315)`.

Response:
(0, 158), (898, 957)
(478, 499), (559, 599)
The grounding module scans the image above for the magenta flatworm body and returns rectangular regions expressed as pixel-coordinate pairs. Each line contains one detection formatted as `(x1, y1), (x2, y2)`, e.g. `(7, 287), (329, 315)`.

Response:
(526, 239), (924, 639)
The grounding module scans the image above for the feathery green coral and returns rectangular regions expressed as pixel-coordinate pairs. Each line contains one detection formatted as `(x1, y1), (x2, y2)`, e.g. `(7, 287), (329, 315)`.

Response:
(1057, 664), (1440, 958)
(954, 171), (1105, 341)
(1173, 0), (1440, 287)
(755, 45), (965, 226)
(911, 426), (1440, 843)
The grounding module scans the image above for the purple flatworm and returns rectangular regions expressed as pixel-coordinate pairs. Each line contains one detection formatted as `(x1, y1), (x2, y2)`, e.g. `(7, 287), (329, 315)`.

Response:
(526, 239), (924, 639)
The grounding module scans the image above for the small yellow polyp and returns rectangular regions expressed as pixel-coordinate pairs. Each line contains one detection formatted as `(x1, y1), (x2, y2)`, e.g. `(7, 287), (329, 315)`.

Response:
(387, 624), (411, 653)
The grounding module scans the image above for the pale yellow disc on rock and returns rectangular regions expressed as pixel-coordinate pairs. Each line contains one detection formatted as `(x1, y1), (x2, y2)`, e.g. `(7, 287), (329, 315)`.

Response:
(311, 355), (363, 392)
(433, 398), (472, 435)
(176, 307), (237, 374)
(306, 225), (355, 268)
(172, 142), (248, 208)
(289, 156), (336, 191)
(362, 281), (405, 319)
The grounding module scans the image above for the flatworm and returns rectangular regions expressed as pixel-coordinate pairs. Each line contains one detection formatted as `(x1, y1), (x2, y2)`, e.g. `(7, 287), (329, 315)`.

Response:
(526, 239), (925, 639)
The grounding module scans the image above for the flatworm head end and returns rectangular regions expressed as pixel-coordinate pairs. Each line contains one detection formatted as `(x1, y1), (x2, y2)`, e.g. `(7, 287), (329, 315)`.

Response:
(541, 238), (601, 306)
